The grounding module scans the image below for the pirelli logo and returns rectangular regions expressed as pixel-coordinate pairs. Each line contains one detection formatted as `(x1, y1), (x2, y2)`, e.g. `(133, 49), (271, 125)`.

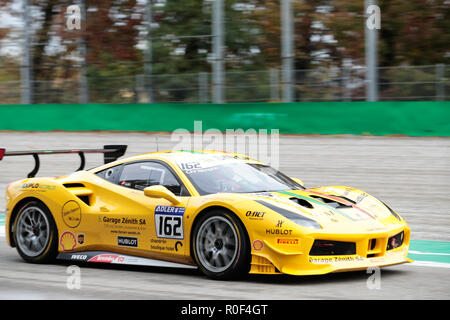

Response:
(277, 238), (299, 245)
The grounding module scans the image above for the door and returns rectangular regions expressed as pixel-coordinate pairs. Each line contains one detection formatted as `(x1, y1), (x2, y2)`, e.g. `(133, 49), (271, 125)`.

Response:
(91, 160), (190, 259)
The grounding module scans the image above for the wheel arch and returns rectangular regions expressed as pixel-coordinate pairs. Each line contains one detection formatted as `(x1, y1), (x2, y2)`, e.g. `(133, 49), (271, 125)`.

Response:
(9, 197), (49, 247)
(189, 205), (251, 265)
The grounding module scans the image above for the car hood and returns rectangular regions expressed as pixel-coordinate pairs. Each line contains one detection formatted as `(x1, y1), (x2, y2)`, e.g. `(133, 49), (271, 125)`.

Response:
(237, 187), (402, 232)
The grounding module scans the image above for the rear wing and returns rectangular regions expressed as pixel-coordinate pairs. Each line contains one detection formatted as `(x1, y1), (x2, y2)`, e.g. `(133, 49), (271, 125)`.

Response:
(0, 145), (127, 178)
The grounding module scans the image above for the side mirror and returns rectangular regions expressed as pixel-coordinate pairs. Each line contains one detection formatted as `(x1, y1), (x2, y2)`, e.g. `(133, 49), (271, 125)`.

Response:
(144, 185), (181, 205)
(291, 178), (305, 187)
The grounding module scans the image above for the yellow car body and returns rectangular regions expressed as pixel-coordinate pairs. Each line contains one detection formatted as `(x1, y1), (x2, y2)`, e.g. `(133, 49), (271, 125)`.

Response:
(4, 150), (412, 278)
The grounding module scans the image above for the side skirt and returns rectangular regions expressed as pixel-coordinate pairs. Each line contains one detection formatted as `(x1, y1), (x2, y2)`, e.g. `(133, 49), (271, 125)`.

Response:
(57, 251), (197, 269)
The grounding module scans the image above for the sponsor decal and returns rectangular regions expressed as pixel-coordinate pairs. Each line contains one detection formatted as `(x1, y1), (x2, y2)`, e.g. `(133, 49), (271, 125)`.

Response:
(276, 220), (284, 228)
(60, 231), (77, 251)
(77, 233), (85, 245)
(62, 200), (81, 228)
(155, 206), (185, 239)
(150, 238), (184, 252)
(179, 162), (201, 171)
(70, 254), (88, 261)
(252, 240), (264, 251)
(277, 238), (299, 245)
(100, 216), (147, 236)
(245, 210), (265, 220)
(89, 254), (125, 264)
(21, 183), (56, 191)
(117, 236), (138, 248)
(356, 193), (368, 203)
(155, 205), (185, 215)
(101, 216), (146, 225)
(175, 241), (183, 252)
(309, 255), (365, 264)
(150, 238), (167, 251)
(265, 229), (293, 235)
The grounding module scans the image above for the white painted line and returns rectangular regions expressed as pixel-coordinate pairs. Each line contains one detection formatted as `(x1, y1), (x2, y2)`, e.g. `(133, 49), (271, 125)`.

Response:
(409, 261), (450, 269)
(409, 250), (450, 256)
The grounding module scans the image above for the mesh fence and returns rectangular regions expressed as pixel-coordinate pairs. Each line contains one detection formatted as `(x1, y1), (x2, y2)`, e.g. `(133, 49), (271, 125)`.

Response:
(0, 64), (448, 104)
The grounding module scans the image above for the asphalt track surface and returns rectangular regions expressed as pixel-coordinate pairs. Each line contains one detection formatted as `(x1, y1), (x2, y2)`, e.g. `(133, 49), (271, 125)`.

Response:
(0, 131), (449, 300)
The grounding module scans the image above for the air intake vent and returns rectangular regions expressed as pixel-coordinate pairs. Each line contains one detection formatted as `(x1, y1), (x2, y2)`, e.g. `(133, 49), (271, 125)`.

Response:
(63, 183), (92, 206)
(309, 195), (352, 209)
(63, 183), (86, 188)
(310, 240), (356, 256)
(289, 197), (314, 209)
(333, 196), (357, 204)
(77, 195), (90, 206)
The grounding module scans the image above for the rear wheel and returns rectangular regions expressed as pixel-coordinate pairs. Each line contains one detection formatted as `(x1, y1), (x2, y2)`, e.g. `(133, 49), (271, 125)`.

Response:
(14, 201), (58, 263)
(192, 210), (250, 280)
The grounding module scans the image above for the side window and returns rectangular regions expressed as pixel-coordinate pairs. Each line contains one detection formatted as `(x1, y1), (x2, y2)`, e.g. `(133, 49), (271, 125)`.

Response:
(118, 162), (188, 196)
(96, 165), (122, 183)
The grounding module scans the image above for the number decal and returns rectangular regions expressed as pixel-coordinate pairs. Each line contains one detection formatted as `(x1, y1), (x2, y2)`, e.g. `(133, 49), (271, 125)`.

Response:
(155, 206), (185, 239)
(180, 162), (201, 170)
(173, 218), (182, 237)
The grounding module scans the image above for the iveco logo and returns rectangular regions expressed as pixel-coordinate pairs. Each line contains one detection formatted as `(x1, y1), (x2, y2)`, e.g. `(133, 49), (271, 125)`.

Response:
(71, 254), (87, 260)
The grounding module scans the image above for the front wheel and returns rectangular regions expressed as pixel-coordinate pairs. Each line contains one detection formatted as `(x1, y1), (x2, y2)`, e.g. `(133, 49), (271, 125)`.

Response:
(13, 201), (58, 263)
(192, 210), (250, 280)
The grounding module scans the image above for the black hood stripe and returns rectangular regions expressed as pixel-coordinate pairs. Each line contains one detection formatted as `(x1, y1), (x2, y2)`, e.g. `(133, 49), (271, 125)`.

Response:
(254, 199), (318, 224)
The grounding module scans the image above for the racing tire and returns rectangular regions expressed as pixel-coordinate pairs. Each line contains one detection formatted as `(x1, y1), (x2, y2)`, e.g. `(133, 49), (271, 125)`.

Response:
(192, 210), (250, 280)
(13, 201), (58, 263)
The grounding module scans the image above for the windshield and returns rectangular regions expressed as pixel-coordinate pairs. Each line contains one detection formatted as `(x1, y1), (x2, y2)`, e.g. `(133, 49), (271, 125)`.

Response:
(179, 160), (304, 195)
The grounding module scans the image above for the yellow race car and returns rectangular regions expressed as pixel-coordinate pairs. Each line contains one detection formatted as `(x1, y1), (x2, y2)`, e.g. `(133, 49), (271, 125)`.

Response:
(1, 146), (412, 280)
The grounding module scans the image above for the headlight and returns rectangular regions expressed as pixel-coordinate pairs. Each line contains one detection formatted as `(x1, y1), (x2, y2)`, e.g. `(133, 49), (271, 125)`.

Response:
(382, 202), (402, 221)
(387, 231), (404, 250)
(289, 217), (322, 229)
(255, 200), (322, 229)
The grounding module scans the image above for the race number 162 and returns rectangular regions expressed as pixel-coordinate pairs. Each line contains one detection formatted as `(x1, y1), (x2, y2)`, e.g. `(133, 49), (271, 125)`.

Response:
(156, 214), (184, 239)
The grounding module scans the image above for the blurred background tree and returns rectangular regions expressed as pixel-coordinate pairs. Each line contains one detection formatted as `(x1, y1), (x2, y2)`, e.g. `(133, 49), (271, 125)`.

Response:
(0, 0), (448, 103)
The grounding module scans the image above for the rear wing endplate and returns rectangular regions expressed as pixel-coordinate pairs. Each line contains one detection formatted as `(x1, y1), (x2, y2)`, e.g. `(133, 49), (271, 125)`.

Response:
(0, 145), (127, 178)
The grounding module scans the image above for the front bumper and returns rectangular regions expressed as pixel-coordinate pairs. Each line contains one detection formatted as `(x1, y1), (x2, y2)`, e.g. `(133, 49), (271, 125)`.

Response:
(250, 226), (412, 275)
